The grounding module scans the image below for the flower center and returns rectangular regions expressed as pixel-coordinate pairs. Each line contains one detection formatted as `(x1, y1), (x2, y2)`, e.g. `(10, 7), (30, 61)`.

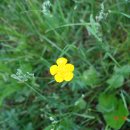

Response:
(57, 65), (67, 75)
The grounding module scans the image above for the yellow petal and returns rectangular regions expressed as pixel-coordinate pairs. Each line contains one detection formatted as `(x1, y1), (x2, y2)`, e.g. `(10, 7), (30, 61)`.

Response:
(56, 57), (67, 65)
(50, 65), (58, 75)
(65, 64), (74, 72)
(54, 74), (64, 83)
(57, 64), (66, 74)
(64, 72), (74, 81)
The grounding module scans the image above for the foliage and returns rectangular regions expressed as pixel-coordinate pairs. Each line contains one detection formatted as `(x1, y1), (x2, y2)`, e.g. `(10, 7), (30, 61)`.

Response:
(97, 93), (129, 129)
(0, 0), (130, 129)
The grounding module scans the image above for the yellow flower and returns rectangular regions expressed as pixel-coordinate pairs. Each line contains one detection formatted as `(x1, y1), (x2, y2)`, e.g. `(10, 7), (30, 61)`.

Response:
(50, 57), (74, 83)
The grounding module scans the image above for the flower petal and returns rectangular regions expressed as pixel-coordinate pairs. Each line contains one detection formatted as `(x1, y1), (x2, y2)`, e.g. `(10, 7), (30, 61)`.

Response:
(57, 64), (66, 74)
(64, 72), (74, 81)
(54, 74), (64, 83)
(65, 64), (74, 72)
(56, 57), (67, 65)
(50, 65), (58, 75)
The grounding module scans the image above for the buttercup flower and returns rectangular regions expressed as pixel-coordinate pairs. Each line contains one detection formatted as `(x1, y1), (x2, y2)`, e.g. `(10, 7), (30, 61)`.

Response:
(50, 57), (74, 83)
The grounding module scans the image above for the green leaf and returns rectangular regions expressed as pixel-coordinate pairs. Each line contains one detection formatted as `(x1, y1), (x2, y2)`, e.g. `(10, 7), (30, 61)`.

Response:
(57, 118), (76, 130)
(107, 74), (124, 89)
(45, 118), (77, 130)
(97, 93), (117, 113)
(87, 15), (102, 41)
(114, 65), (130, 77)
(97, 93), (129, 129)
(104, 100), (129, 129)
(74, 97), (86, 110)
(44, 125), (54, 130)
(0, 62), (11, 73)
(83, 67), (100, 87)
(121, 12), (130, 18)
(0, 82), (20, 106)
(19, 62), (32, 73)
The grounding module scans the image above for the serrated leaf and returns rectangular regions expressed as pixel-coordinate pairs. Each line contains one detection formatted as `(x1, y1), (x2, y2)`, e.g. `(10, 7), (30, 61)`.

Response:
(107, 74), (124, 89)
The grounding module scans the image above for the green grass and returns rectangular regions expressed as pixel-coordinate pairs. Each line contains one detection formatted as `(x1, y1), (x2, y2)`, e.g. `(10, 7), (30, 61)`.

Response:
(0, 0), (130, 129)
